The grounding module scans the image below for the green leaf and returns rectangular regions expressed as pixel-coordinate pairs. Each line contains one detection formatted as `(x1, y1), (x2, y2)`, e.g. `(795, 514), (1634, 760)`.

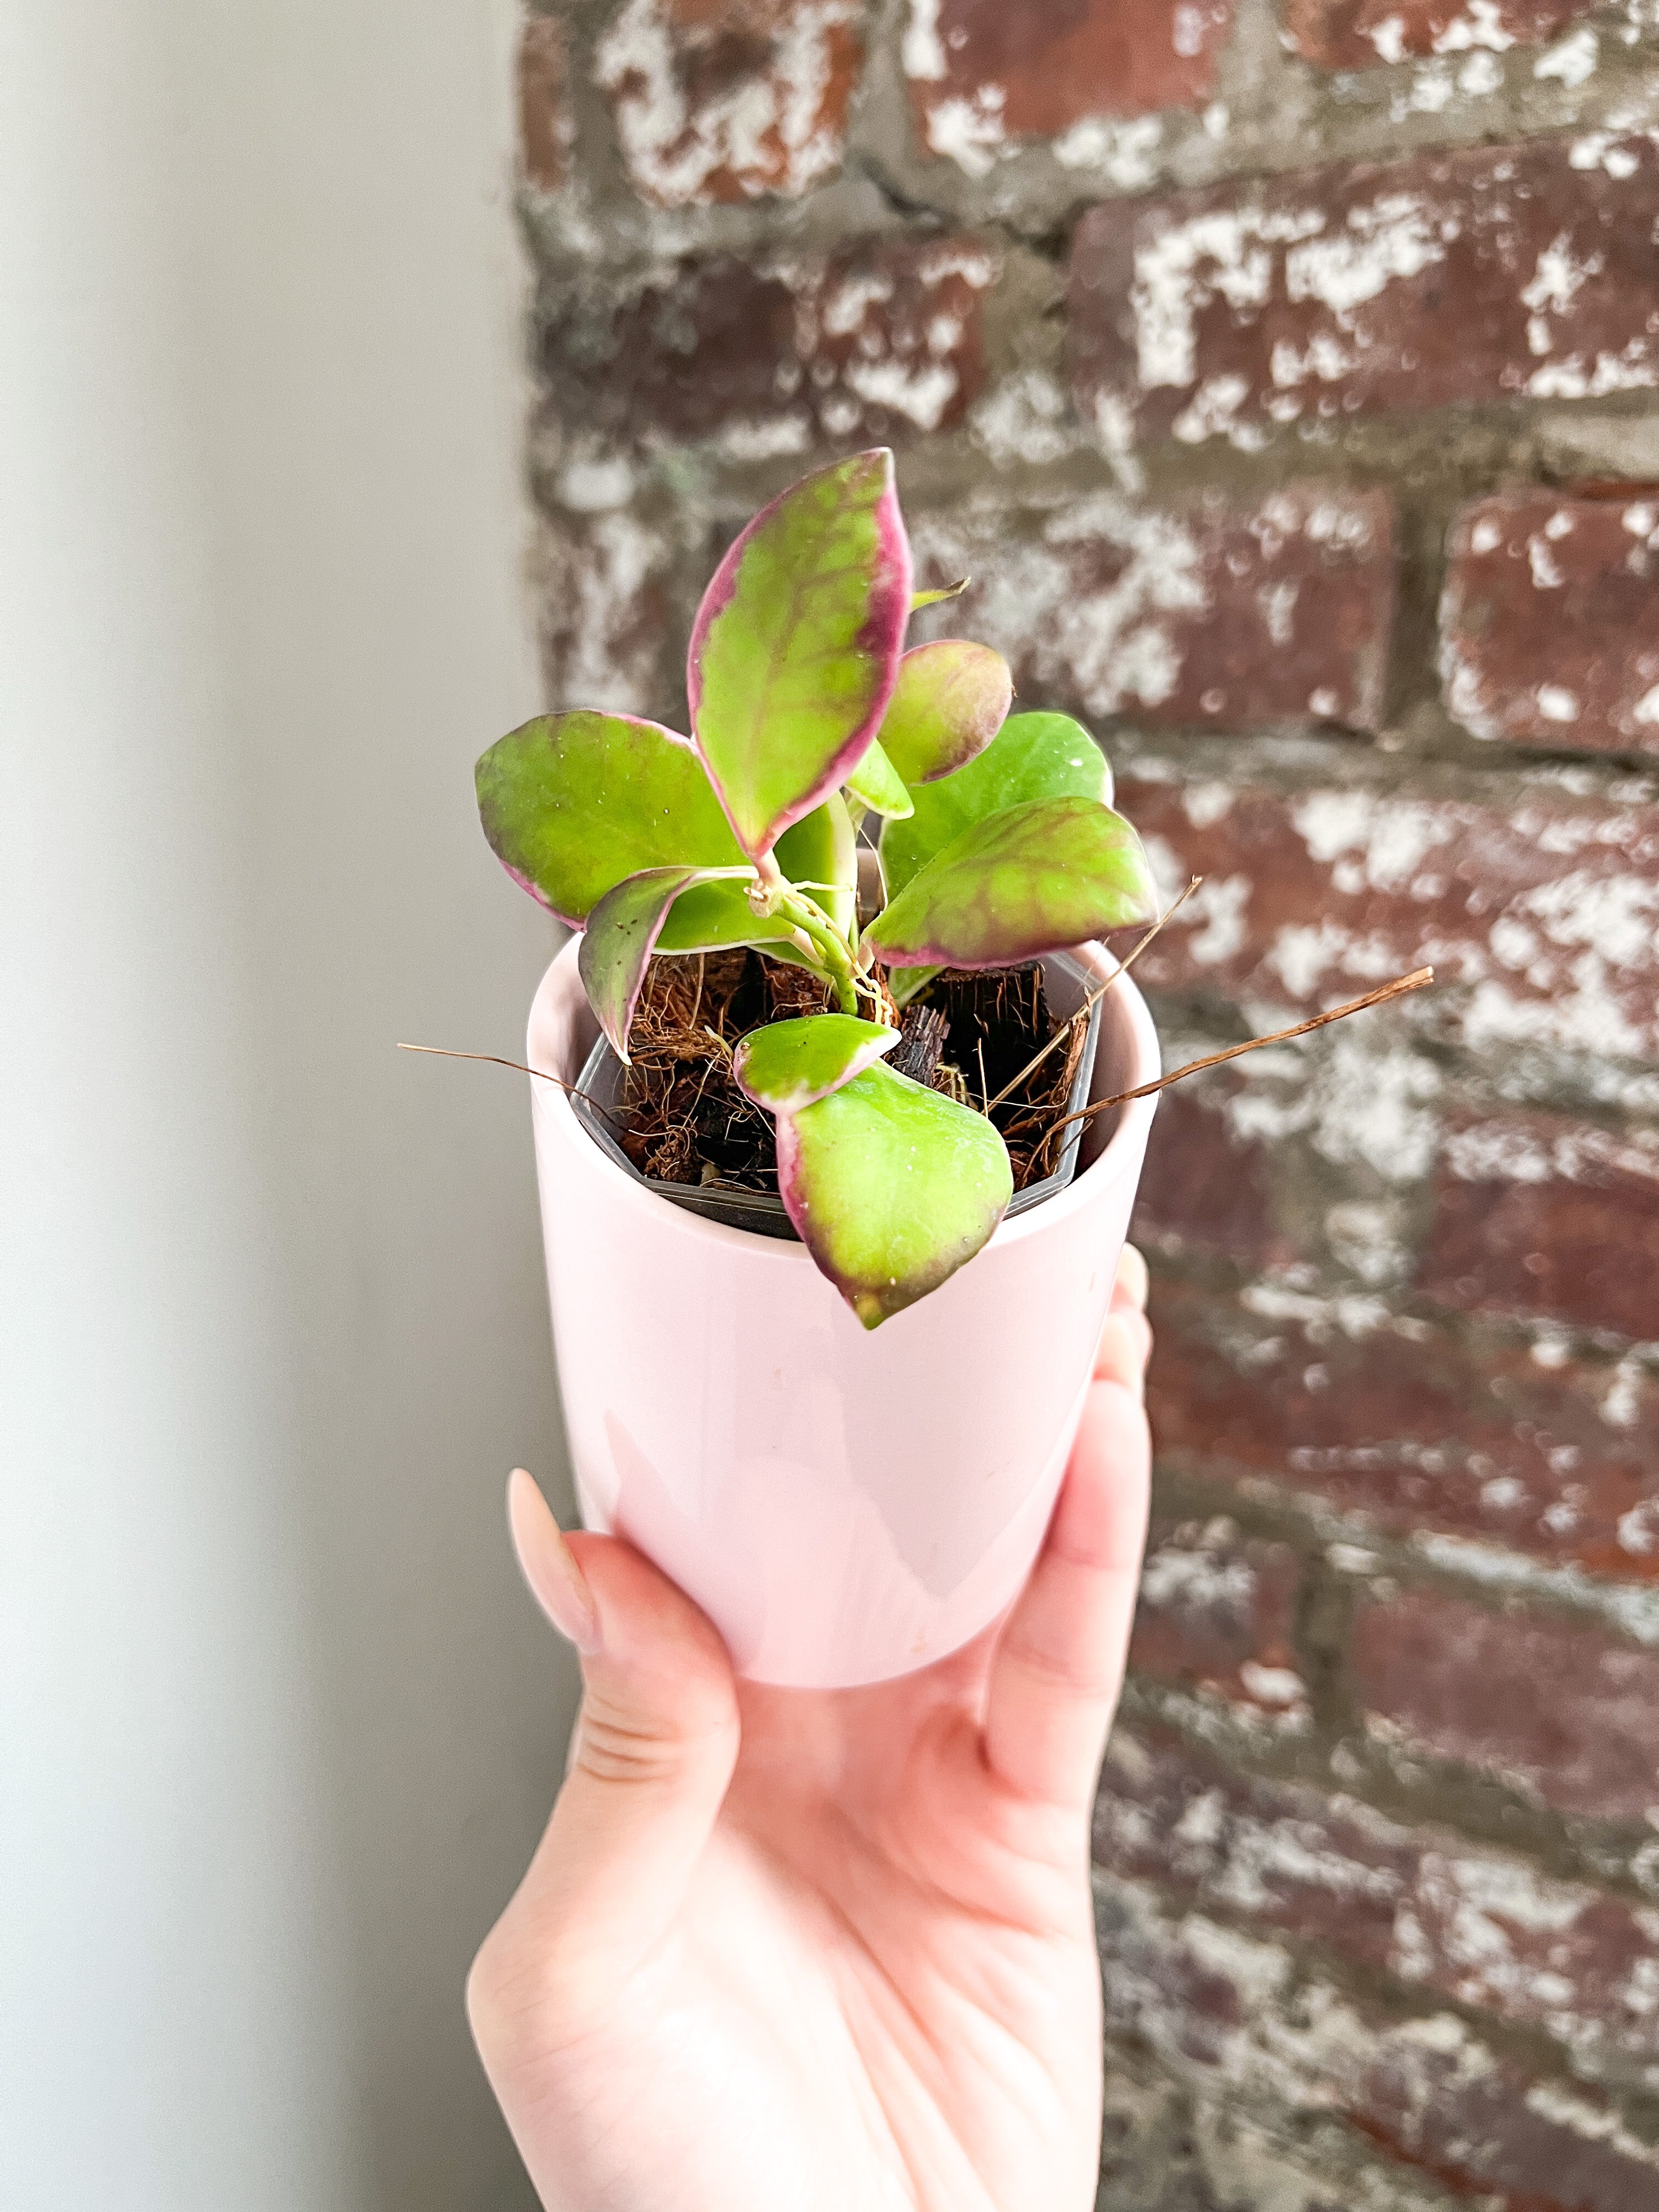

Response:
(885, 964), (941, 1008)
(879, 710), (1112, 902)
(732, 1014), (899, 1113)
(911, 578), (969, 611)
(476, 712), (742, 924)
(776, 1062), (1013, 1328)
(687, 451), (911, 860)
(864, 798), (1157, 969)
(656, 795), (856, 956)
(578, 866), (752, 1060)
(650, 879), (805, 961)
(876, 641), (1013, 787)
(843, 737), (913, 820)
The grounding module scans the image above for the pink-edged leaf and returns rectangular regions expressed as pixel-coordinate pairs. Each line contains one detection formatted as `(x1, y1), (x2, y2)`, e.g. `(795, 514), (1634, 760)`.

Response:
(862, 797), (1157, 969)
(732, 1014), (899, 1114)
(687, 450), (911, 860)
(656, 795), (857, 958)
(776, 1062), (1012, 1329)
(648, 876), (817, 962)
(877, 641), (1013, 786)
(880, 710), (1113, 901)
(578, 865), (752, 1062)
(476, 711), (742, 923)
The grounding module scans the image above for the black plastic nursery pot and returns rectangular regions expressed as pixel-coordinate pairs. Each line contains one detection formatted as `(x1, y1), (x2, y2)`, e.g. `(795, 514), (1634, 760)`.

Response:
(570, 947), (1105, 1239)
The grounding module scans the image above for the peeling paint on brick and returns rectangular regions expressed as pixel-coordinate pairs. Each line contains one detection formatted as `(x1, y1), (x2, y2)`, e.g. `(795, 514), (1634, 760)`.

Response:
(1095, 1872), (1659, 2205)
(1098, 2048), (1466, 2211)
(910, 486), (1395, 732)
(1132, 1519), (1313, 1725)
(1282, 0), (1601, 73)
(1188, 1007), (1440, 1182)
(532, 509), (675, 715)
(1421, 1107), (1659, 1340)
(539, 236), (996, 448)
(1097, 1728), (1659, 2091)
(1441, 492), (1659, 756)
(595, 0), (864, 206)
(1353, 1585), (1659, 1823)
(904, 0), (1231, 177)
(1145, 1276), (1659, 1576)
(1121, 774), (1659, 1062)
(1070, 136), (1659, 445)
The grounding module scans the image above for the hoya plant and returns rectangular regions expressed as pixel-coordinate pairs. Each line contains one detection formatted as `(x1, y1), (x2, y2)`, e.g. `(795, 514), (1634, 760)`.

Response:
(476, 449), (1159, 1327)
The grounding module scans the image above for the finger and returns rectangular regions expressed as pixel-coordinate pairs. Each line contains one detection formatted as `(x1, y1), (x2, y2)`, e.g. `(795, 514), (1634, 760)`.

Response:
(1096, 1244), (1153, 1386)
(1113, 1241), (1148, 1313)
(980, 1378), (1151, 1814)
(1094, 1306), (1152, 1392)
(469, 1472), (740, 2053)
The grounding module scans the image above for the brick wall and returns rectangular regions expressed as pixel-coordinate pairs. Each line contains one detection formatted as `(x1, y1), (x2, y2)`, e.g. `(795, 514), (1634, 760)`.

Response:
(516, 5), (1659, 2202)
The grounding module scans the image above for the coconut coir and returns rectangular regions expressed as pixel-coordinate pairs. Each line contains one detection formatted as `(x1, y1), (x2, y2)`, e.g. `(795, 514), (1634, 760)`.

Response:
(618, 948), (1085, 1196)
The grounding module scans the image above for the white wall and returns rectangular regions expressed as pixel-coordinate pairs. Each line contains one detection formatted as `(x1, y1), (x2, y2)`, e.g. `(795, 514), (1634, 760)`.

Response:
(1, 5), (572, 2206)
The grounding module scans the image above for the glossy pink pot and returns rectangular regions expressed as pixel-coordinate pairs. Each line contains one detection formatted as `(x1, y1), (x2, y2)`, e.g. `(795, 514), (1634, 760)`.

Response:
(528, 941), (1160, 1687)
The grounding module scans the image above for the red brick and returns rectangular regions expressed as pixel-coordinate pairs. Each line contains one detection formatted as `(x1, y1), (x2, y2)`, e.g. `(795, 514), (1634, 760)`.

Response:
(1117, 772), (1659, 1063)
(595, 0), (864, 206)
(1097, 1875), (1659, 2210)
(904, 0), (1231, 172)
(1097, 1727), (1659, 2085)
(1069, 137), (1659, 447)
(1352, 1587), (1659, 1824)
(1420, 1109), (1659, 1342)
(1130, 1518), (1310, 1721)
(1281, 0), (1597, 70)
(540, 236), (995, 446)
(910, 484), (1397, 733)
(519, 15), (570, 192)
(1441, 493), (1659, 758)
(1133, 1084), (1304, 1272)
(1148, 1278), (1659, 1579)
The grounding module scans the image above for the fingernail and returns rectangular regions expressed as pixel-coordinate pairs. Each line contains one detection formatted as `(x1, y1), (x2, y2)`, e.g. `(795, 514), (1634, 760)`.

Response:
(507, 1468), (602, 1655)
(1113, 1242), (1149, 1313)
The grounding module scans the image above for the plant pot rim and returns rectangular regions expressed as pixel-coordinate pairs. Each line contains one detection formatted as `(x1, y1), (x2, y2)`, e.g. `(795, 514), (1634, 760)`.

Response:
(529, 936), (1160, 1267)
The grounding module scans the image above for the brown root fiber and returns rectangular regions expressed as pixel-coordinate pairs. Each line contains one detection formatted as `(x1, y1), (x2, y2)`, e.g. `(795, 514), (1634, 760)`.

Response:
(926, 968), (1087, 1188)
(618, 951), (828, 1191)
(619, 950), (1085, 1195)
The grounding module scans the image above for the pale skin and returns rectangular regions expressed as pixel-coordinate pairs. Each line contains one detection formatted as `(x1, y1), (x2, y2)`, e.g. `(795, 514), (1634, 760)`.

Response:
(469, 1245), (1154, 2212)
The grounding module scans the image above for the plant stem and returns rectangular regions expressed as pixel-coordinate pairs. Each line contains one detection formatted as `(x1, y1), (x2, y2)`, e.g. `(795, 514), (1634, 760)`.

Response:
(1041, 967), (1435, 1139)
(750, 850), (785, 902)
(776, 888), (873, 1018)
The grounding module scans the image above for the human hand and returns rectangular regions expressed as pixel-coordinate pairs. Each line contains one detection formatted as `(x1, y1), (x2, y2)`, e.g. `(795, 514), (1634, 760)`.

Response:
(469, 1246), (1154, 2212)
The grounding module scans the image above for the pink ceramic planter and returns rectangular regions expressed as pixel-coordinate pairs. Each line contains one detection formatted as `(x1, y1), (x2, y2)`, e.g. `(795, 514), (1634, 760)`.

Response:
(528, 939), (1160, 1688)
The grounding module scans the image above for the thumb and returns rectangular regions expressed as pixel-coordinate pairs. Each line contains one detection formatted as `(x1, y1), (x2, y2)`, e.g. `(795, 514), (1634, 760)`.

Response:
(471, 1470), (740, 2046)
